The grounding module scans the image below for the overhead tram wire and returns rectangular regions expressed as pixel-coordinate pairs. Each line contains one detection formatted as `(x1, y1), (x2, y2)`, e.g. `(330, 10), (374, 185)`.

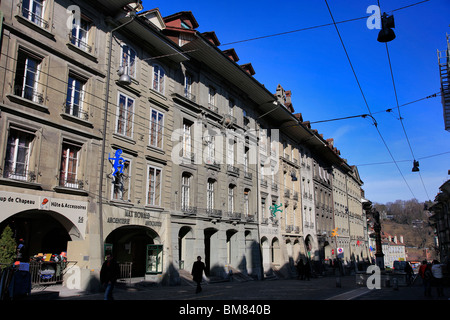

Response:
(2, 47), (440, 138)
(324, 0), (417, 200)
(0, 0), (433, 199)
(355, 151), (450, 167)
(219, 0), (431, 47)
(1, 45), (439, 199)
(378, 0), (431, 201)
(0, 55), (305, 198)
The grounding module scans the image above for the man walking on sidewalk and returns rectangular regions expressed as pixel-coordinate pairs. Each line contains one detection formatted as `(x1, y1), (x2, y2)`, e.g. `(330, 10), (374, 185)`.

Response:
(431, 260), (445, 298)
(192, 256), (206, 294)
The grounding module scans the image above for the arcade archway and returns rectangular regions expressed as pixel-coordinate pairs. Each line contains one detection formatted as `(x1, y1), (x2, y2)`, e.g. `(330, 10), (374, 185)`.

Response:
(105, 225), (161, 277)
(0, 210), (78, 261)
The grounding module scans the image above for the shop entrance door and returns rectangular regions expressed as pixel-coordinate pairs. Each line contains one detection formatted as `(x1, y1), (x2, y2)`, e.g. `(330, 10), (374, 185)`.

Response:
(105, 226), (159, 277)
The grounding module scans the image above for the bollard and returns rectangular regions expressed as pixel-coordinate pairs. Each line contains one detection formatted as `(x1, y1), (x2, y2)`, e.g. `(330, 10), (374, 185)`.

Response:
(393, 277), (398, 291)
(336, 276), (341, 288)
(385, 275), (390, 287)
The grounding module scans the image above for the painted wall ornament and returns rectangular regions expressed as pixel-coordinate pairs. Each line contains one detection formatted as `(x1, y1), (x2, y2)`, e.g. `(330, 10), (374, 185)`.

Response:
(109, 149), (125, 176)
(269, 203), (283, 218)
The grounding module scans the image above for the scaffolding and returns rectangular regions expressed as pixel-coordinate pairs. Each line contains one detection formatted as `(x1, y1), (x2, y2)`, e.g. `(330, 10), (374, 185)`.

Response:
(437, 33), (450, 132)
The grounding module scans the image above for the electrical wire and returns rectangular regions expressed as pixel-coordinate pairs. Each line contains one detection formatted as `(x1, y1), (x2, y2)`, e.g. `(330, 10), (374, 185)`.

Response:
(324, 0), (417, 200)
(356, 151), (450, 167)
(0, 0), (437, 202)
(378, 0), (431, 200)
(219, 0), (431, 47)
(0, 54), (313, 199)
(0, 48), (442, 201)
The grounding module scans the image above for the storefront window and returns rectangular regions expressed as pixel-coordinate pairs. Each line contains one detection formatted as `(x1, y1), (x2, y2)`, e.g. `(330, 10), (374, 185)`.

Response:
(146, 244), (163, 274)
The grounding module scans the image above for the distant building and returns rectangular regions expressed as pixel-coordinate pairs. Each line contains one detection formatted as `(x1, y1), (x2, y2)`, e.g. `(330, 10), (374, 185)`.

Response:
(429, 180), (450, 262)
(380, 232), (406, 268)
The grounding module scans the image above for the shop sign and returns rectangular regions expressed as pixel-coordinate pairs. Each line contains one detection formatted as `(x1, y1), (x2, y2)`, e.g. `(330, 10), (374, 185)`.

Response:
(0, 191), (87, 238)
(106, 208), (162, 228)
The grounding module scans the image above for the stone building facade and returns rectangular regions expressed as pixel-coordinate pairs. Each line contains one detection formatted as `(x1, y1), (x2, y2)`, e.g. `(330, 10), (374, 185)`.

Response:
(0, 0), (371, 290)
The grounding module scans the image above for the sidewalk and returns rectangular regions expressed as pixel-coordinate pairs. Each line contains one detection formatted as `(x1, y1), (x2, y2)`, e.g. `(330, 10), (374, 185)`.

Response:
(28, 274), (360, 300)
(26, 273), (448, 301)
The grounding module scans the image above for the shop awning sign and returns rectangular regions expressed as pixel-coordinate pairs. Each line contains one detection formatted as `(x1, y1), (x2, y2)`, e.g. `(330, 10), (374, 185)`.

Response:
(0, 191), (87, 239)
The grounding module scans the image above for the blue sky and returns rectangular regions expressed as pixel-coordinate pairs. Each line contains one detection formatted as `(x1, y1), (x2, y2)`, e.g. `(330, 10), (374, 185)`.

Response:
(143, 0), (450, 204)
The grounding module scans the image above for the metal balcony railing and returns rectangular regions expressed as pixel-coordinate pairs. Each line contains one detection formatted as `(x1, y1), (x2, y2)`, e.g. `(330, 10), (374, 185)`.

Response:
(63, 103), (89, 121)
(59, 177), (84, 190)
(21, 6), (49, 29)
(227, 164), (239, 175)
(14, 85), (44, 104)
(181, 205), (197, 214)
(69, 34), (92, 53)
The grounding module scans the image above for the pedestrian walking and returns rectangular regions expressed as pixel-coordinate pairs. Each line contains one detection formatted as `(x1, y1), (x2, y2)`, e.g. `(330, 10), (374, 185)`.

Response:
(431, 260), (445, 298)
(100, 254), (120, 300)
(404, 261), (413, 285)
(420, 261), (433, 297)
(191, 256), (206, 293)
(304, 259), (311, 281)
(296, 259), (305, 280)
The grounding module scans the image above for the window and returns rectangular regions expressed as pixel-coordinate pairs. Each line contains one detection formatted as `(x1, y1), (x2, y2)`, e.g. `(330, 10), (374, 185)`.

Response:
(243, 109), (250, 127)
(244, 147), (249, 174)
(152, 64), (165, 94)
(14, 50), (42, 103)
(259, 129), (267, 154)
(228, 99), (235, 116)
(66, 74), (87, 120)
(112, 158), (130, 201)
(205, 134), (215, 164)
(227, 136), (234, 165)
(244, 189), (250, 216)
(182, 121), (192, 158)
(181, 173), (191, 210)
(59, 141), (81, 189)
(207, 179), (215, 211)
(71, 16), (91, 53)
(149, 109), (164, 148)
(184, 74), (193, 100)
(4, 128), (34, 181)
(228, 184), (235, 213)
(121, 45), (136, 79)
(181, 21), (190, 29)
(21, 0), (47, 28)
(147, 165), (162, 206)
(208, 86), (216, 107)
(116, 93), (134, 138)
(261, 198), (266, 219)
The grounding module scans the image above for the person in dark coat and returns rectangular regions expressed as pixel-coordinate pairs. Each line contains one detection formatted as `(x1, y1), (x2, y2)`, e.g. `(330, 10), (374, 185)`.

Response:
(191, 256), (206, 293)
(304, 259), (312, 281)
(296, 259), (305, 280)
(404, 261), (413, 285)
(100, 254), (120, 300)
(16, 239), (26, 262)
(422, 263), (433, 297)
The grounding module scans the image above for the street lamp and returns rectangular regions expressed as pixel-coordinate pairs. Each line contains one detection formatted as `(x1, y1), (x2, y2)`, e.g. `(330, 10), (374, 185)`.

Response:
(117, 66), (131, 86)
(377, 12), (396, 43)
(412, 160), (420, 172)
